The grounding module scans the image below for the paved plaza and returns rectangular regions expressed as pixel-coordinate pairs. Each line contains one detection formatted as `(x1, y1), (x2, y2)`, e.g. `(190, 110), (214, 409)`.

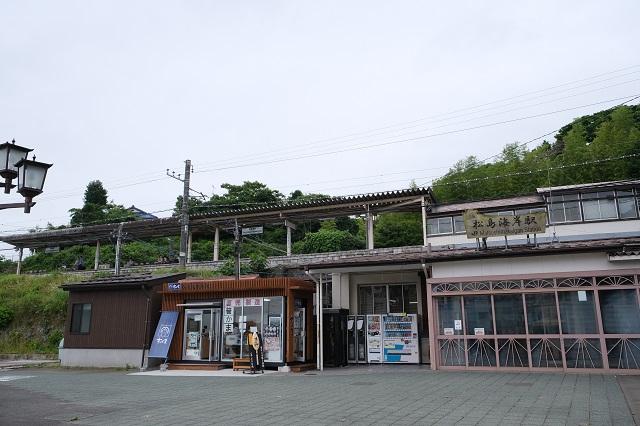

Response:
(0, 364), (638, 425)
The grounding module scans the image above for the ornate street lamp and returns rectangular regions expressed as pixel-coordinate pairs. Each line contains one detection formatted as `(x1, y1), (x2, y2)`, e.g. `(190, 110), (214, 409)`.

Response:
(0, 139), (32, 194)
(15, 156), (53, 213)
(0, 139), (52, 213)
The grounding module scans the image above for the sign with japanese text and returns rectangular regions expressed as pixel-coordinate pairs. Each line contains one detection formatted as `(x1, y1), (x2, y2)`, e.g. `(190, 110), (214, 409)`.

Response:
(242, 226), (263, 235)
(244, 297), (263, 307)
(462, 209), (546, 239)
(167, 282), (181, 291)
(226, 298), (243, 308)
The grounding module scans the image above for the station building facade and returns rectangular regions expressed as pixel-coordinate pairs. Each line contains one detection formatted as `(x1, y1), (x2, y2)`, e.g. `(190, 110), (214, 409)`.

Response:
(308, 180), (640, 373)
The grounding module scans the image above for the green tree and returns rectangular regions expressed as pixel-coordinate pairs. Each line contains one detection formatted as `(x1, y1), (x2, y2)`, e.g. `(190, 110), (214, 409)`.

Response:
(374, 212), (423, 248)
(69, 181), (137, 226)
(293, 229), (365, 254)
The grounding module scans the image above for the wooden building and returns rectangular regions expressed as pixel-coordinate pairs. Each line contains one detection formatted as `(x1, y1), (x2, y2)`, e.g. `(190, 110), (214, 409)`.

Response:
(60, 273), (186, 368)
(160, 277), (316, 368)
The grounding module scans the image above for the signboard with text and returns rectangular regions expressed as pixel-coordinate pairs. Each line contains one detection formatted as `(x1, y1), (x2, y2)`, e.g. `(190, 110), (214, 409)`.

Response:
(462, 209), (546, 239)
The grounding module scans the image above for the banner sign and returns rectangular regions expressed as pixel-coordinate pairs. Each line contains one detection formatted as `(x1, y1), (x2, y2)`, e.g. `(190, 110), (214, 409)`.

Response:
(242, 226), (263, 235)
(148, 311), (179, 358)
(462, 209), (547, 239)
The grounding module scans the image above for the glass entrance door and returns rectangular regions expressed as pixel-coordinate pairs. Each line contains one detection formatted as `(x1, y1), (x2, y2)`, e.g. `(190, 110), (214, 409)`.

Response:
(184, 310), (203, 361)
(293, 307), (306, 361)
(183, 309), (220, 361)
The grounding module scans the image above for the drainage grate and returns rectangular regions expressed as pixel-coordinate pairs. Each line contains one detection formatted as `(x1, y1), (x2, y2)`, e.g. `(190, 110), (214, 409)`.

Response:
(506, 383), (533, 387)
(351, 381), (377, 386)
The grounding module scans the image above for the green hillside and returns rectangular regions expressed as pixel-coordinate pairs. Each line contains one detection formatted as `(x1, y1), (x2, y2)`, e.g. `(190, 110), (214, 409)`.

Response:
(0, 273), (76, 354)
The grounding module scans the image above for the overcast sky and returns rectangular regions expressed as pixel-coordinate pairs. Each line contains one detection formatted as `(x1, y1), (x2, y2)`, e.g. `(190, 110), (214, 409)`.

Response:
(1, 1), (639, 259)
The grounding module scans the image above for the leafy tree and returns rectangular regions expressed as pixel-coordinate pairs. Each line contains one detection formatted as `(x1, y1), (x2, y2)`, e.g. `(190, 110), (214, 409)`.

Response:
(84, 180), (108, 205)
(375, 212), (423, 248)
(433, 105), (640, 203)
(293, 229), (365, 254)
(69, 180), (137, 226)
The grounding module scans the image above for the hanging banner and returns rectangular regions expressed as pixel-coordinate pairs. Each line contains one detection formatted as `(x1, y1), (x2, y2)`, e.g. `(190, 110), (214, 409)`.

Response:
(462, 209), (547, 239)
(148, 311), (179, 358)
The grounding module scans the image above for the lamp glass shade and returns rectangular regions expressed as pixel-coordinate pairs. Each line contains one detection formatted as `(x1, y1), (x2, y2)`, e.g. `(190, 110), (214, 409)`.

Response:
(0, 142), (31, 175)
(16, 159), (52, 194)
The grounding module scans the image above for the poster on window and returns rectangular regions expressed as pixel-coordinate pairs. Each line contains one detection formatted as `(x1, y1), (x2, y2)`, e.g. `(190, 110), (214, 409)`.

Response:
(264, 336), (281, 352)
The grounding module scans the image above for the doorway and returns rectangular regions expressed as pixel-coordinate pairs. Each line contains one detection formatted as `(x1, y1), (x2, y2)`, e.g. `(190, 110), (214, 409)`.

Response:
(183, 308), (221, 361)
(293, 307), (306, 361)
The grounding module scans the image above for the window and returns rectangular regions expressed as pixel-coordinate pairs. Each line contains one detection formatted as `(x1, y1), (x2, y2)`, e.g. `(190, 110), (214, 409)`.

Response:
(494, 295), (525, 334)
(558, 291), (598, 334)
(618, 190), (638, 219)
(453, 216), (465, 233)
(526, 293), (559, 334)
(464, 295), (494, 335)
(359, 284), (418, 314)
(599, 290), (640, 334)
(548, 194), (582, 223)
(582, 191), (617, 221)
(427, 217), (453, 235)
(70, 303), (91, 334)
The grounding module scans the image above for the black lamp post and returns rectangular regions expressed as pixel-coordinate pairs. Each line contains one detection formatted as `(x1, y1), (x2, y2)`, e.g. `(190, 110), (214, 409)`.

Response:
(0, 139), (52, 213)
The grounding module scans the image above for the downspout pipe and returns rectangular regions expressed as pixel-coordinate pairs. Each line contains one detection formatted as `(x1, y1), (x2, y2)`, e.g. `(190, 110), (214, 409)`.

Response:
(305, 268), (323, 371)
(141, 284), (151, 371)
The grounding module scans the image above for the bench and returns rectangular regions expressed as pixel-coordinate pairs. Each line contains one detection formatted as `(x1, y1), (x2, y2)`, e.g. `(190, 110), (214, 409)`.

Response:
(232, 357), (251, 371)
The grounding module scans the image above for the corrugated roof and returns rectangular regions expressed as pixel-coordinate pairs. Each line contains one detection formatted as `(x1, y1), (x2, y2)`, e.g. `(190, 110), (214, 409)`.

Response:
(537, 179), (640, 194)
(1, 187), (435, 249)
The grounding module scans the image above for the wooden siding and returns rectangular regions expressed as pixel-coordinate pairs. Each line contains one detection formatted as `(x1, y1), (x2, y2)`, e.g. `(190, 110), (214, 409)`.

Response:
(161, 278), (315, 363)
(64, 288), (151, 349)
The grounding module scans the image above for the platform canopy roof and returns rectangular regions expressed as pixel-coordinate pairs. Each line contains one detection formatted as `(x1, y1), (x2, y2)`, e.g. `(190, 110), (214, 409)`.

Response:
(0, 187), (435, 250)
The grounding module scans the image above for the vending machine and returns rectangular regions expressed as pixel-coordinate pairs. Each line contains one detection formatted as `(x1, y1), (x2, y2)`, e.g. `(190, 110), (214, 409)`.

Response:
(347, 315), (366, 364)
(382, 314), (420, 363)
(323, 308), (348, 368)
(366, 314), (382, 363)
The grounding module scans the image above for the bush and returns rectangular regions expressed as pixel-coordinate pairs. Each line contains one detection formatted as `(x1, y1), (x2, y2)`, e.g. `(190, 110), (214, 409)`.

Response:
(0, 305), (13, 327)
(47, 329), (64, 350)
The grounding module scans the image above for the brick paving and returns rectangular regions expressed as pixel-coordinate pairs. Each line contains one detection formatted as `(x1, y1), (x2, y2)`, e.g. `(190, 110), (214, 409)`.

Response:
(0, 364), (637, 425)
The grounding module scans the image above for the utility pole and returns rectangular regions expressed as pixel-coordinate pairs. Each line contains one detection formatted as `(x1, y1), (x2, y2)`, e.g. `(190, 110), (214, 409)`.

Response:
(234, 218), (240, 280)
(114, 223), (123, 275)
(179, 160), (191, 269)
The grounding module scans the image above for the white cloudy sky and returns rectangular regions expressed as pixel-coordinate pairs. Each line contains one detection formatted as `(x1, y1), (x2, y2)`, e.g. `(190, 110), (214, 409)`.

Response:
(1, 1), (639, 258)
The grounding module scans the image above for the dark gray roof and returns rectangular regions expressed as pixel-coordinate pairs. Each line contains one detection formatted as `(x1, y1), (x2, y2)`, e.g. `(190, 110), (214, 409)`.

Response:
(61, 272), (186, 291)
(430, 194), (544, 216)
(303, 236), (640, 269)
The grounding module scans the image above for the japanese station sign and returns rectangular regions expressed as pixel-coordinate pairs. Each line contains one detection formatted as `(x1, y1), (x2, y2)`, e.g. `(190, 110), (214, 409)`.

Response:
(462, 209), (547, 239)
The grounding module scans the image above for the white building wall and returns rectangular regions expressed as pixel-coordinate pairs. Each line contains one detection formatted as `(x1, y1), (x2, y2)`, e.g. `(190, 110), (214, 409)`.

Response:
(432, 252), (640, 279)
(331, 273), (351, 309)
(59, 348), (154, 368)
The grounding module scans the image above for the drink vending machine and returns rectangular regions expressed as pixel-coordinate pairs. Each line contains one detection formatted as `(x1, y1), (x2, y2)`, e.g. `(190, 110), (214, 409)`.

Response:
(382, 313), (420, 363)
(347, 315), (366, 364)
(366, 314), (382, 363)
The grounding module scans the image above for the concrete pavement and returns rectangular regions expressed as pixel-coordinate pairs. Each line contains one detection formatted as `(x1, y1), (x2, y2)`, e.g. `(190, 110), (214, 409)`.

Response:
(0, 363), (638, 425)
